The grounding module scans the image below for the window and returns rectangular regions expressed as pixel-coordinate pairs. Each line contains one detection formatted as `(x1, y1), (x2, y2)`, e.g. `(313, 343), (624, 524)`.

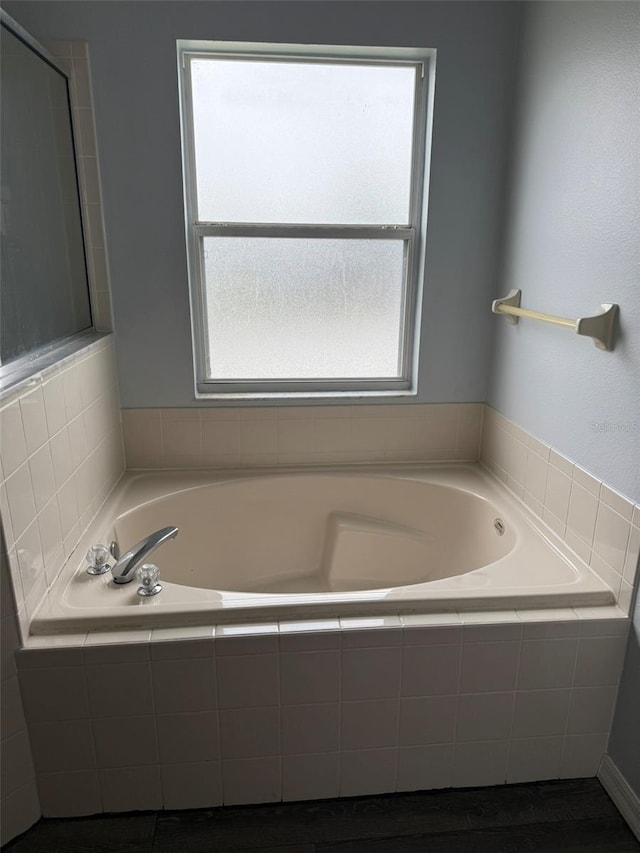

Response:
(178, 41), (435, 398)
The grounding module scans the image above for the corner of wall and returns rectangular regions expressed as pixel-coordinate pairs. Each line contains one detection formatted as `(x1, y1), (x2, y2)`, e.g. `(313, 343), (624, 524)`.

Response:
(598, 752), (640, 843)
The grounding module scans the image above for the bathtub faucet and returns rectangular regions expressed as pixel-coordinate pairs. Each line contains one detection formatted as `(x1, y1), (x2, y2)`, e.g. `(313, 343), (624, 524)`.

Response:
(111, 526), (179, 584)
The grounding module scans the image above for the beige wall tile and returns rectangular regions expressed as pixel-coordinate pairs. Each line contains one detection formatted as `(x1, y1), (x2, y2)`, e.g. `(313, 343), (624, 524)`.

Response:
(19, 389), (48, 457)
(593, 503), (631, 574)
(42, 375), (67, 438)
(0, 403), (27, 478)
(567, 483), (599, 546)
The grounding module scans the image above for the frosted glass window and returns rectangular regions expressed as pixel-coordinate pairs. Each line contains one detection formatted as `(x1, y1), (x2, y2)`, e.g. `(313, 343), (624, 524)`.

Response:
(202, 238), (406, 379)
(191, 60), (416, 225)
(178, 42), (434, 396)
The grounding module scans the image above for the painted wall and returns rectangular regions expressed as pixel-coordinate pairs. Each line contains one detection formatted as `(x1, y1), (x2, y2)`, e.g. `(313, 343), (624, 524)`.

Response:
(4, 0), (521, 409)
(486, 0), (640, 806)
(487, 1), (640, 504)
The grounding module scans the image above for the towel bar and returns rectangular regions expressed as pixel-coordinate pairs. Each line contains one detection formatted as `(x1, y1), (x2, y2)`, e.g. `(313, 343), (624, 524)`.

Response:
(492, 289), (618, 351)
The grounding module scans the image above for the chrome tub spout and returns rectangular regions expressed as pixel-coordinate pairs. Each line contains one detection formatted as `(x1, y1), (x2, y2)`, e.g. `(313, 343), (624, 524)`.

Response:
(111, 526), (179, 584)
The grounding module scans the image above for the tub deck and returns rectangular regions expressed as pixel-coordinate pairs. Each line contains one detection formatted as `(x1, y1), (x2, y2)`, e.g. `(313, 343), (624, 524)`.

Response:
(30, 463), (614, 635)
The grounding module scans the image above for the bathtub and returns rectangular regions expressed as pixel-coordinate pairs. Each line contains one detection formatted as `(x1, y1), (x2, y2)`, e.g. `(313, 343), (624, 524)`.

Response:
(31, 463), (614, 634)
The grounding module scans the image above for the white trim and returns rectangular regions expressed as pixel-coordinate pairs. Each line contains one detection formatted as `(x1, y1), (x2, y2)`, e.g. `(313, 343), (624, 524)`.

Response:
(179, 39), (432, 65)
(598, 754), (640, 842)
(194, 224), (414, 240)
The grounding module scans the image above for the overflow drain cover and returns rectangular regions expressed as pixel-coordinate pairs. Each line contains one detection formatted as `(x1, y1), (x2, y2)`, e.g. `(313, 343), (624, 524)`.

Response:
(494, 518), (505, 536)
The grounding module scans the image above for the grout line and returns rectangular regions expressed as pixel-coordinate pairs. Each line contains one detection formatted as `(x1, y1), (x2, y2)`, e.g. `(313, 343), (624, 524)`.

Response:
(275, 630), (282, 802)
(504, 627), (523, 780)
(450, 641), (464, 783)
(337, 626), (344, 797)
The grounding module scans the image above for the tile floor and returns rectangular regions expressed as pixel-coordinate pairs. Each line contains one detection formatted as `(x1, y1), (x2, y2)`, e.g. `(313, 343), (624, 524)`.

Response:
(3, 779), (639, 852)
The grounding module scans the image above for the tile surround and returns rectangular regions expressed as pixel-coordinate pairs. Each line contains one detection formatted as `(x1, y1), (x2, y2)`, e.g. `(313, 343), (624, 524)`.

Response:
(118, 402), (638, 619)
(14, 607), (630, 817)
(0, 338), (124, 641)
(222, 756), (281, 806)
(282, 703), (340, 756)
(3, 385), (639, 829)
(36, 769), (101, 818)
(396, 743), (453, 791)
(99, 766), (163, 813)
(453, 740), (510, 788)
(157, 711), (219, 764)
(122, 403), (484, 469)
(0, 337), (123, 845)
(399, 695), (457, 745)
(482, 406), (639, 614)
(282, 751), (340, 801)
(160, 761), (222, 810)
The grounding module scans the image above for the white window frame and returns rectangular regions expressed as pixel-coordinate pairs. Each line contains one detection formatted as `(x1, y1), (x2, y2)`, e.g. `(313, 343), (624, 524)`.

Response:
(177, 40), (436, 400)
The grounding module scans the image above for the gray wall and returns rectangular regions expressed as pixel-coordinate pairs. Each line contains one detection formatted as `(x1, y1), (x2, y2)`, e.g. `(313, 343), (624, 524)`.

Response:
(488, 1), (640, 503)
(489, 0), (640, 802)
(5, 0), (521, 408)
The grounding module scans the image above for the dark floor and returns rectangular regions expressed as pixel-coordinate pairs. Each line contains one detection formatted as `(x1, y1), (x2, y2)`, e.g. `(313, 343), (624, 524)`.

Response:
(4, 779), (639, 853)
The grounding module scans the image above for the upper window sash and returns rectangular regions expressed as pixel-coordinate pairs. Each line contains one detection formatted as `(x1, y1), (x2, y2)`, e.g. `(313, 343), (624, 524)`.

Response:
(181, 46), (427, 225)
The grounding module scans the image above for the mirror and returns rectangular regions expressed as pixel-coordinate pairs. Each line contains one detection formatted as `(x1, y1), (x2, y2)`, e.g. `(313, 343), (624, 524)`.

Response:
(0, 17), (92, 368)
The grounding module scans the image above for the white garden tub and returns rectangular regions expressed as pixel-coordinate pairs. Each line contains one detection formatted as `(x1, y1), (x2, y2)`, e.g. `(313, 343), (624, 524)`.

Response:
(30, 464), (614, 634)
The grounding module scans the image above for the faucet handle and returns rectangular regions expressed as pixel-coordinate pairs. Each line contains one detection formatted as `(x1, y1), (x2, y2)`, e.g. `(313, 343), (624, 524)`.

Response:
(86, 544), (111, 575)
(136, 563), (162, 597)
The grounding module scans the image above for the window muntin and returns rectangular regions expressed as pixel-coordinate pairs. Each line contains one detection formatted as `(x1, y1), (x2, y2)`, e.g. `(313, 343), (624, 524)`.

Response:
(179, 43), (434, 398)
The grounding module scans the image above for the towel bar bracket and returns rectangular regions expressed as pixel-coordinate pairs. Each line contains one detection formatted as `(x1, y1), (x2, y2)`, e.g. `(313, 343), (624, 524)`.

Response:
(576, 303), (618, 352)
(493, 289), (522, 325)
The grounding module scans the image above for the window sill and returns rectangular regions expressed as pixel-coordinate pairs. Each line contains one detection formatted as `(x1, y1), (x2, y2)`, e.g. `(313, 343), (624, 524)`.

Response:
(194, 388), (418, 403)
(0, 331), (108, 401)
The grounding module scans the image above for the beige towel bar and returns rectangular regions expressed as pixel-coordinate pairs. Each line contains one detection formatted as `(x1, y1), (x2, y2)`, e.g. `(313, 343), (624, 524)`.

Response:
(492, 289), (618, 351)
